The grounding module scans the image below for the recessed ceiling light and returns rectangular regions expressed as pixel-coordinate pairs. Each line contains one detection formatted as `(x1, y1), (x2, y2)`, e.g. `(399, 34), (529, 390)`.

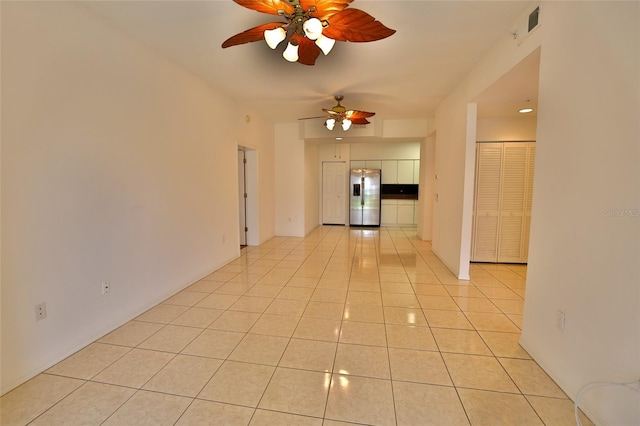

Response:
(335, 137), (343, 141)
(519, 108), (534, 113)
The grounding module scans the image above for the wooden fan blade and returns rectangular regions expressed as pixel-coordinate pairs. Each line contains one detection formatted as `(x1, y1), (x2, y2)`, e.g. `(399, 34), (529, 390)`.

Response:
(222, 22), (284, 48)
(298, 116), (326, 120)
(350, 117), (371, 125)
(301, 0), (353, 16)
(322, 109), (341, 115)
(322, 9), (396, 42)
(233, 0), (294, 15)
(348, 110), (376, 119)
(296, 35), (322, 66)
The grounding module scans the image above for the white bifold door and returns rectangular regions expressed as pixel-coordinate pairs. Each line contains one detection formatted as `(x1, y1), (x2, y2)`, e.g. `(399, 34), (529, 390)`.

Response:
(471, 142), (536, 263)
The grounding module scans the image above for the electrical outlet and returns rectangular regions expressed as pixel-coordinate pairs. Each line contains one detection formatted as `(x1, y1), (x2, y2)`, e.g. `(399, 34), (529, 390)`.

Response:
(101, 281), (110, 295)
(556, 310), (566, 332)
(35, 302), (47, 321)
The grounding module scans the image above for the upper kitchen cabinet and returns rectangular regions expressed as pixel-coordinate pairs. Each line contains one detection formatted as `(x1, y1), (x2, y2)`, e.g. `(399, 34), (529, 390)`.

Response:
(381, 160), (398, 184)
(365, 160), (382, 169)
(397, 160), (414, 184)
(381, 159), (420, 184)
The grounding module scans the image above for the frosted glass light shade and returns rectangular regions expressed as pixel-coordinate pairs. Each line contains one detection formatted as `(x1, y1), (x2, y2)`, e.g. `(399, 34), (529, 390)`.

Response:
(264, 27), (286, 49)
(325, 118), (336, 130)
(315, 35), (335, 55)
(303, 18), (323, 40)
(282, 42), (299, 62)
(342, 119), (352, 131)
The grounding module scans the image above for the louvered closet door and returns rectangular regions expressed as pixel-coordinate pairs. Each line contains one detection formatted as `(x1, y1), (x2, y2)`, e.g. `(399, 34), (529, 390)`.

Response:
(522, 144), (536, 262)
(497, 143), (528, 262)
(472, 143), (502, 262)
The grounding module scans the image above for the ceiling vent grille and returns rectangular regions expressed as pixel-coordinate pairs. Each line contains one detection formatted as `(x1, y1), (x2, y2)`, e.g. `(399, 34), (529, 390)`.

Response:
(514, 4), (540, 46)
(528, 7), (540, 32)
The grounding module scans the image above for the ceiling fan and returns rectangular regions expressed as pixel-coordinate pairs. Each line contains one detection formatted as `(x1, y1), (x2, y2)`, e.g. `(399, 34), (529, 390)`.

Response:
(299, 95), (375, 131)
(221, 0), (396, 65)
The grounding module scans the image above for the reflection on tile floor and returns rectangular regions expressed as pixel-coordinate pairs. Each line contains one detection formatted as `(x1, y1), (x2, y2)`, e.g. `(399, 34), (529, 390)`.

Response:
(0, 226), (594, 425)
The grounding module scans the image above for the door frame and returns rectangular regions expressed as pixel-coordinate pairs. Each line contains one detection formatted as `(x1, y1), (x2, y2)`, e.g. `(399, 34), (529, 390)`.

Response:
(238, 149), (247, 246)
(238, 145), (258, 246)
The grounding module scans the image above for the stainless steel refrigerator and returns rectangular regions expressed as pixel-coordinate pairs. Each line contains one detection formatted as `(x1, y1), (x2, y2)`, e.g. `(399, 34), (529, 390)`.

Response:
(350, 168), (381, 226)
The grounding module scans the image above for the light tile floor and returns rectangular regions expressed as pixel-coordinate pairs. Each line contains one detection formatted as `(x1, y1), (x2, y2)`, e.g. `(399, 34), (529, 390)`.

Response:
(1, 226), (593, 425)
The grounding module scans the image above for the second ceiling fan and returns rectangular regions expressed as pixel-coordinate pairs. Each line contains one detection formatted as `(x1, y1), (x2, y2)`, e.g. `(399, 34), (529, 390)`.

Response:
(300, 95), (375, 131)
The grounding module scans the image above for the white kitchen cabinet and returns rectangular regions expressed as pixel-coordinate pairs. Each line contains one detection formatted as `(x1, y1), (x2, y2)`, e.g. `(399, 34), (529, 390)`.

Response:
(397, 160), (414, 184)
(381, 160), (398, 184)
(350, 160), (365, 169)
(365, 160), (382, 169)
(471, 142), (535, 263)
(381, 200), (398, 225)
(381, 200), (418, 226)
(397, 200), (415, 224)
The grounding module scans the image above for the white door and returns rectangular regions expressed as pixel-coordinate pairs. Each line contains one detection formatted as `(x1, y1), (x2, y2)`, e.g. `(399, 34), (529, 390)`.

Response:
(497, 143), (528, 262)
(322, 162), (346, 225)
(471, 142), (536, 263)
(471, 143), (502, 262)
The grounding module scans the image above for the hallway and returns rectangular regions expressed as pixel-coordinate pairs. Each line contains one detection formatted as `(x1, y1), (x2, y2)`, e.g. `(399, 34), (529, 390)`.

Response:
(1, 226), (591, 425)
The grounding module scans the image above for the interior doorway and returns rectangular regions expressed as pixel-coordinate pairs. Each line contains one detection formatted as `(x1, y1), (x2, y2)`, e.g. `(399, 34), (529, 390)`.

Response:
(238, 149), (247, 247)
(322, 161), (347, 225)
(238, 146), (258, 246)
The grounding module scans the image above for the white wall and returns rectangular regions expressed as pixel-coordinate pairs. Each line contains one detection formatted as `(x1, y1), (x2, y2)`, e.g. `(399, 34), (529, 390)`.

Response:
(304, 142), (319, 234)
(0, 2), (275, 393)
(520, 2), (639, 424)
(417, 134), (436, 240)
(435, 1), (639, 423)
(381, 119), (428, 139)
(432, 82), (474, 277)
(237, 115), (276, 245)
(458, 104), (478, 280)
(476, 116), (537, 141)
(350, 140), (420, 161)
(274, 123), (305, 236)
(432, 16), (541, 279)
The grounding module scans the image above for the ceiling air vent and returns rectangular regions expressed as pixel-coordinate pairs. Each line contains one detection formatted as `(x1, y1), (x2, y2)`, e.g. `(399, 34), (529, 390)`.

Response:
(528, 7), (540, 32)
(513, 4), (540, 46)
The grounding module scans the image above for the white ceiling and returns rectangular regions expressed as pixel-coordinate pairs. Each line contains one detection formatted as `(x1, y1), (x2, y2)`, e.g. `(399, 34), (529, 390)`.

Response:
(83, 0), (539, 123)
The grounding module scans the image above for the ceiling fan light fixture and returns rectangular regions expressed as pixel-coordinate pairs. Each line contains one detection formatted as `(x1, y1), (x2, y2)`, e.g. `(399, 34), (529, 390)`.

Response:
(283, 41), (299, 62)
(264, 27), (286, 49)
(222, 0), (396, 66)
(315, 35), (335, 55)
(342, 119), (352, 131)
(303, 18), (323, 40)
(325, 118), (336, 130)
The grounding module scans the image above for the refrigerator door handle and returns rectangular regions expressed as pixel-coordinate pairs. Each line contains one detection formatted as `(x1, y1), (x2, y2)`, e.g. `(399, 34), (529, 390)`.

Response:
(361, 177), (365, 205)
